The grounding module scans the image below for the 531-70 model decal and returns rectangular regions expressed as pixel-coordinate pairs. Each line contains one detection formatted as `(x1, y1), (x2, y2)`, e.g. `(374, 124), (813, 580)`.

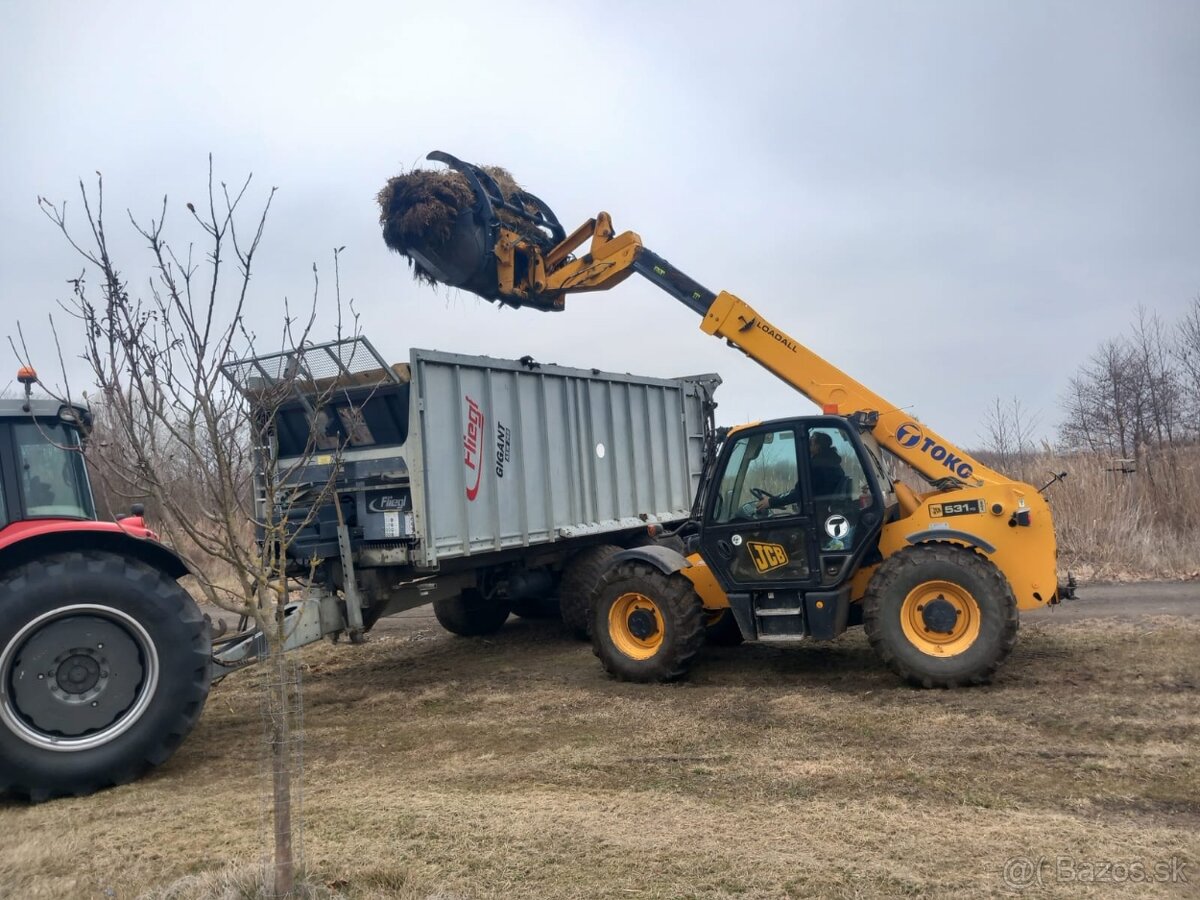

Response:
(928, 498), (985, 518)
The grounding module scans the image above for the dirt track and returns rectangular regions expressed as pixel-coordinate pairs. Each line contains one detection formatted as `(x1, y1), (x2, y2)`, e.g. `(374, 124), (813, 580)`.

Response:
(368, 579), (1200, 636)
(5, 583), (1196, 899)
(1023, 580), (1200, 621)
(202, 580), (1200, 640)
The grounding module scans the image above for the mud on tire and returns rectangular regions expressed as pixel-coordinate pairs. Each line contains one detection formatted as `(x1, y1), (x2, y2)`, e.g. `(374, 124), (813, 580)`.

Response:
(591, 560), (706, 683)
(863, 543), (1018, 688)
(0, 551), (211, 802)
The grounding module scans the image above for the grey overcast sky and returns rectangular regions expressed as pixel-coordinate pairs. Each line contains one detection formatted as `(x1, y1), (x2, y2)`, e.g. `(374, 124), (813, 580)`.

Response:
(2, 1), (1198, 444)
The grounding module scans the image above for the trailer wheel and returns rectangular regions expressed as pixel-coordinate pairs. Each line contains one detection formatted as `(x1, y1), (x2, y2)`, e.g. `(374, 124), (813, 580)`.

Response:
(558, 544), (622, 640)
(0, 552), (211, 802)
(591, 561), (706, 682)
(704, 609), (745, 646)
(433, 589), (510, 636)
(863, 543), (1018, 688)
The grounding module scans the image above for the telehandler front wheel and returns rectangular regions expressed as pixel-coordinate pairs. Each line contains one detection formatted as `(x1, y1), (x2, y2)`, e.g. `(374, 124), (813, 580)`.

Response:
(591, 561), (706, 683)
(863, 543), (1018, 688)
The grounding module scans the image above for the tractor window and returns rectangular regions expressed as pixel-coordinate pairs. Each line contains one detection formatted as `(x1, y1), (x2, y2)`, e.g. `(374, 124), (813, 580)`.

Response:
(711, 428), (800, 524)
(13, 422), (95, 520)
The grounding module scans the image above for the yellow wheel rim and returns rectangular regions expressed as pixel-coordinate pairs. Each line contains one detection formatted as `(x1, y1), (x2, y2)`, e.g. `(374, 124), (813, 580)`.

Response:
(899, 580), (981, 657)
(609, 592), (665, 660)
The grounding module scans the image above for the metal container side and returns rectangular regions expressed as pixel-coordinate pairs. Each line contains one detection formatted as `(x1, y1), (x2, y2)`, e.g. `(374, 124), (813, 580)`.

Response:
(405, 349), (718, 567)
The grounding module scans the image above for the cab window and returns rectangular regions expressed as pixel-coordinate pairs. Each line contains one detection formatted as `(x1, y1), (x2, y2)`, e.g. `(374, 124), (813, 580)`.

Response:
(806, 426), (860, 502)
(13, 422), (95, 520)
(711, 428), (800, 524)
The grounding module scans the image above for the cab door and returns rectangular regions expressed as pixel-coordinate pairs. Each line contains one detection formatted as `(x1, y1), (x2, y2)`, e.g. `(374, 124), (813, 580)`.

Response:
(698, 424), (820, 592)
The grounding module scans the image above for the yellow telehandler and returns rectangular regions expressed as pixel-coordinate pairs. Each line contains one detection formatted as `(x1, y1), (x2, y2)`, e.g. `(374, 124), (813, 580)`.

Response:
(382, 151), (1074, 687)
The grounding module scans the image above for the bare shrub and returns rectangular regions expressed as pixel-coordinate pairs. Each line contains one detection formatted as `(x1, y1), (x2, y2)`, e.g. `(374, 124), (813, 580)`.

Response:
(1018, 446), (1200, 580)
(21, 162), (357, 897)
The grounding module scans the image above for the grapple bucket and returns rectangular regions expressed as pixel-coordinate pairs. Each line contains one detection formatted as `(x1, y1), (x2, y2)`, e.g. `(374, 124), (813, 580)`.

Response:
(379, 151), (565, 307)
(405, 208), (498, 298)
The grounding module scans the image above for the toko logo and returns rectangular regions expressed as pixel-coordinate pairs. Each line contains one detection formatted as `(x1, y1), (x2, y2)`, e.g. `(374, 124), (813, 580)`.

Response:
(895, 421), (975, 480)
(896, 421), (924, 448)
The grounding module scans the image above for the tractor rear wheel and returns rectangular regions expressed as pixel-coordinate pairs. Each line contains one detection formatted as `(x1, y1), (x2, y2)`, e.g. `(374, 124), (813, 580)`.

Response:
(0, 551), (211, 801)
(591, 561), (706, 682)
(558, 544), (622, 640)
(863, 543), (1018, 688)
(433, 589), (510, 636)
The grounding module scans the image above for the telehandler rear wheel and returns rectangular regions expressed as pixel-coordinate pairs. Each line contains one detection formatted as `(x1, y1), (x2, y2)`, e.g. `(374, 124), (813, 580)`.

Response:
(863, 543), (1018, 688)
(591, 561), (706, 682)
(559, 544), (622, 640)
(433, 589), (510, 636)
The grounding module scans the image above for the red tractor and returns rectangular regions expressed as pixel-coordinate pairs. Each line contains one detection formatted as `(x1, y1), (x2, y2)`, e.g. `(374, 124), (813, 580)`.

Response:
(0, 369), (211, 801)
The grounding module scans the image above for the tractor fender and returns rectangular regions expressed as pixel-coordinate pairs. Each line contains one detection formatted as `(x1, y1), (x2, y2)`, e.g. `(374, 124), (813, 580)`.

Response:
(0, 523), (191, 581)
(609, 545), (692, 576)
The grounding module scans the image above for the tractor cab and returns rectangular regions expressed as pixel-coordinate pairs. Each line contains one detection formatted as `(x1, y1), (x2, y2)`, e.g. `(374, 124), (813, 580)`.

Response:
(697, 415), (896, 639)
(0, 396), (95, 529)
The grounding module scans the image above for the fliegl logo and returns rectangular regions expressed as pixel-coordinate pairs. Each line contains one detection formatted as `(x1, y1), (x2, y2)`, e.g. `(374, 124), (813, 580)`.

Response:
(463, 395), (485, 501)
(896, 421), (975, 480)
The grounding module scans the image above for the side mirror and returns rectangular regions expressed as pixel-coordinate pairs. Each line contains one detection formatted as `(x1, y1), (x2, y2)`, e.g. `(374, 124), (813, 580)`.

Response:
(118, 503), (146, 522)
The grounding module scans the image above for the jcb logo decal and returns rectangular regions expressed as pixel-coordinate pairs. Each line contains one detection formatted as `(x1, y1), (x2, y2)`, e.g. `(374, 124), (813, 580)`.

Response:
(747, 541), (789, 573)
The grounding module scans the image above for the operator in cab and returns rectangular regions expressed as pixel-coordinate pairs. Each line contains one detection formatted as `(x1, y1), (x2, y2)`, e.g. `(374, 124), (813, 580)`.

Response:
(756, 431), (845, 511)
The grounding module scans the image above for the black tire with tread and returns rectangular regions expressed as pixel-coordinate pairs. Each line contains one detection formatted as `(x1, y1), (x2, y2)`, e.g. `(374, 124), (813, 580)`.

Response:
(591, 561), (706, 683)
(558, 544), (622, 640)
(0, 551), (211, 802)
(433, 588), (510, 636)
(863, 543), (1018, 688)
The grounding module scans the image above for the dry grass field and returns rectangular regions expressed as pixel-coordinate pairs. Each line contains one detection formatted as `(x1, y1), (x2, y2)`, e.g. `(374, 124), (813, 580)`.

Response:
(2, 586), (1197, 900)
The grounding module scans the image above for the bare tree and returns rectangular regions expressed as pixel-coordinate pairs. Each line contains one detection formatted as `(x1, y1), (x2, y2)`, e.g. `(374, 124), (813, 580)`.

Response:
(1174, 295), (1200, 435)
(1059, 337), (1138, 457)
(981, 396), (1040, 479)
(1129, 305), (1181, 447)
(22, 163), (356, 898)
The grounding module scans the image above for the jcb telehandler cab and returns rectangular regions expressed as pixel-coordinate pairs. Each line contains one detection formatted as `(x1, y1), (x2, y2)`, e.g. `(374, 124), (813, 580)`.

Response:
(0, 371), (210, 801)
(380, 152), (1074, 688)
